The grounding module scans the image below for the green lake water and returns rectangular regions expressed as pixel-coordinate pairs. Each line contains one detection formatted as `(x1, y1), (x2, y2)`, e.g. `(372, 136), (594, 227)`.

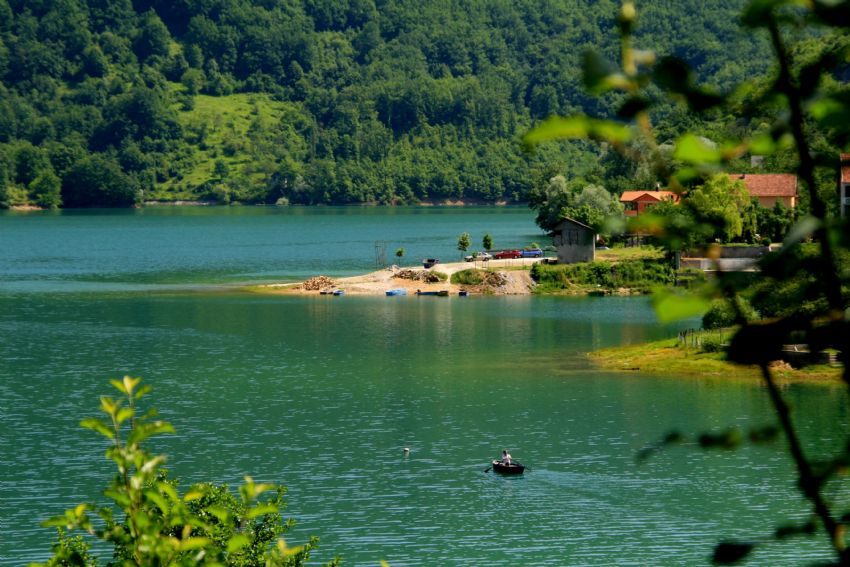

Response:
(1, 207), (848, 565)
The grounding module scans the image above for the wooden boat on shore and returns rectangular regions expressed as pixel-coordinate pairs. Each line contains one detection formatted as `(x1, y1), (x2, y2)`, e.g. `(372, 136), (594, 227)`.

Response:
(416, 290), (449, 296)
(386, 288), (408, 296)
(491, 460), (525, 474)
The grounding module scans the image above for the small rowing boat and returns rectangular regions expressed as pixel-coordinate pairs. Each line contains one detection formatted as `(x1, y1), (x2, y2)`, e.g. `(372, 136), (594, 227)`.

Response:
(386, 288), (408, 296)
(491, 460), (525, 474)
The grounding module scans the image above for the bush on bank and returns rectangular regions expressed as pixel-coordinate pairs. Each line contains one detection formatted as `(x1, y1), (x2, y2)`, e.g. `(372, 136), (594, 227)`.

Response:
(530, 259), (674, 294)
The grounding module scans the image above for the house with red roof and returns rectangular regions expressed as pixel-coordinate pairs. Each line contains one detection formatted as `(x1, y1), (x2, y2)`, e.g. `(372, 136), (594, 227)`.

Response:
(840, 153), (850, 218)
(728, 173), (797, 209)
(619, 190), (679, 217)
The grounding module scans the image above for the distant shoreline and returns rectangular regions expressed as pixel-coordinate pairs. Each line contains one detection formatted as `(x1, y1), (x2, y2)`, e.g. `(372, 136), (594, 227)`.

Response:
(7, 200), (526, 211)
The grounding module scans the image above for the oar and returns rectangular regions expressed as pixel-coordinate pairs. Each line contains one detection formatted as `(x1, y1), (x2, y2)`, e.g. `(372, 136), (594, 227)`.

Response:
(484, 465), (492, 473)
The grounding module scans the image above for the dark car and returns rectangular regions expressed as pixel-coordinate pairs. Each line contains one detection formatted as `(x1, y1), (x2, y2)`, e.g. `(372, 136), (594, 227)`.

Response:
(493, 249), (522, 259)
(422, 258), (439, 268)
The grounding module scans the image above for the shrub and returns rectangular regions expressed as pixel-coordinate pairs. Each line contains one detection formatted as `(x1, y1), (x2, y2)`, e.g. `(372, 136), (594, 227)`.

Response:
(37, 377), (336, 567)
(702, 298), (757, 330)
(451, 268), (484, 285)
(531, 259), (674, 292)
(699, 334), (724, 353)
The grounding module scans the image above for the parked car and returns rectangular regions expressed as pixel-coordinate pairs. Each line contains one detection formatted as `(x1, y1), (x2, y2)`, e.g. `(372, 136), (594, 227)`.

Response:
(520, 248), (543, 258)
(493, 249), (522, 259)
(464, 252), (493, 262)
(422, 258), (439, 268)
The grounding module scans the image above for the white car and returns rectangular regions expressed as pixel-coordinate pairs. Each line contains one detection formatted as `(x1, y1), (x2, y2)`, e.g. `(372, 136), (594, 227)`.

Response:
(464, 252), (492, 262)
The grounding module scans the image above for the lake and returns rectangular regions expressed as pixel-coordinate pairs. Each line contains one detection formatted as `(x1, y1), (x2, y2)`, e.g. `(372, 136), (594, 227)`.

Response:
(1, 206), (846, 565)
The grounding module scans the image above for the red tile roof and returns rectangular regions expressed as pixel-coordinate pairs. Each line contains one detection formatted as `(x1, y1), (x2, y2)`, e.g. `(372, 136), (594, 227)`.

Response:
(841, 153), (850, 184)
(729, 173), (797, 197)
(619, 191), (679, 202)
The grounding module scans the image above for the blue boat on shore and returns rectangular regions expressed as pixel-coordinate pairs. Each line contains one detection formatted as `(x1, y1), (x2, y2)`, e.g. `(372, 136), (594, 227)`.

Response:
(386, 288), (408, 296)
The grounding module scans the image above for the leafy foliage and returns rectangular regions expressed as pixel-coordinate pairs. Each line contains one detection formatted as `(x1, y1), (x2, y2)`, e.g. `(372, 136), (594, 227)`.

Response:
(526, 0), (850, 562)
(37, 377), (337, 567)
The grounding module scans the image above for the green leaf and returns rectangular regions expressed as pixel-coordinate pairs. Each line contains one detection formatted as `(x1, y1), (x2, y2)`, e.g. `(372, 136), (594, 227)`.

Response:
(524, 116), (632, 148)
(144, 489), (170, 515)
(617, 95), (652, 119)
(127, 421), (175, 446)
(748, 425), (780, 444)
(673, 134), (721, 165)
(158, 481), (178, 502)
(135, 384), (152, 400)
(184, 489), (206, 502)
(178, 537), (213, 551)
(774, 521), (815, 540)
(712, 541), (755, 563)
(42, 514), (75, 528)
(812, 0), (850, 26)
(782, 216), (821, 246)
(206, 505), (231, 523)
(741, 0), (806, 27)
(683, 89), (725, 113)
(651, 288), (711, 323)
(122, 376), (142, 396)
(227, 534), (251, 553)
(698, 428), (743, 449)
(99, 396), (118, 416)
(582, 51), (630, 94)
(116, 407), (134, 424)
(654, 56), (691, 92)
(247, 503), (279, 519)
(104, 488), (132, 508)
(726, 322), (788, 365)
(80, 418), (115, 439)
(748, 132), (777, 155)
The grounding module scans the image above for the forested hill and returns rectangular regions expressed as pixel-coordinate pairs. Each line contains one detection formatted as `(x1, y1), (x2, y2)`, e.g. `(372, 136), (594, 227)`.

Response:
(0, 0), (773, 208)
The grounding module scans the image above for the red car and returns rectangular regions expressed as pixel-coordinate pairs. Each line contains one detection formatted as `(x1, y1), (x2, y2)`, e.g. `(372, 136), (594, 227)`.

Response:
(493, 249), (522, 259)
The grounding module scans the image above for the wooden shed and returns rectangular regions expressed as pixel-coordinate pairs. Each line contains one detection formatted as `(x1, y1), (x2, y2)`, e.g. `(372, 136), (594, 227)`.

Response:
(552, 217), (596, 264)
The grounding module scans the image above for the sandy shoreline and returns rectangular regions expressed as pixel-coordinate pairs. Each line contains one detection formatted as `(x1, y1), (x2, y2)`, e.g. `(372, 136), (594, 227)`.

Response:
(253, 258), (545, 296)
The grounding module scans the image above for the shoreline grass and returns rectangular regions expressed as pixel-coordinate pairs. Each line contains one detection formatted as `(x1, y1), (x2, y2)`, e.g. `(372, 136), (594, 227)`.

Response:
(589, 337), (842, 383)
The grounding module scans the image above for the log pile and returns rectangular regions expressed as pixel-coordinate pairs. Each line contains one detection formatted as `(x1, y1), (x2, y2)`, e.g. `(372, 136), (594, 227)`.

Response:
(301, 275), (335, 290)
(394, 269), (421, 280)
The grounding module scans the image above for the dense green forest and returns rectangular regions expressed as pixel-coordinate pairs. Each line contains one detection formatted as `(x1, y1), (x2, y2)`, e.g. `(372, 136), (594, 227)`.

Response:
(0, 0), (797, 207)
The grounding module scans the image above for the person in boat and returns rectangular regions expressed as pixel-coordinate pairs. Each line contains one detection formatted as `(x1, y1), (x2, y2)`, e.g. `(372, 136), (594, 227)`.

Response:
(500, 449), (512, 465)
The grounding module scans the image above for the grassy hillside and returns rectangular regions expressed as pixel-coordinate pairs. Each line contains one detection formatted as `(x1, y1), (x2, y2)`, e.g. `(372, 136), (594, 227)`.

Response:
(0, 0), (798, 208)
